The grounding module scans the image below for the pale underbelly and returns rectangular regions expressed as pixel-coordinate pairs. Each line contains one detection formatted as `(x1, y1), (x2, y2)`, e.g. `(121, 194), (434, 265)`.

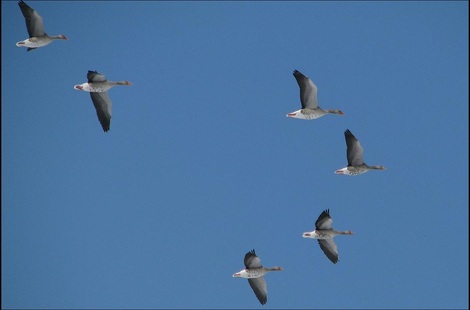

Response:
(16, 38), (51, 48)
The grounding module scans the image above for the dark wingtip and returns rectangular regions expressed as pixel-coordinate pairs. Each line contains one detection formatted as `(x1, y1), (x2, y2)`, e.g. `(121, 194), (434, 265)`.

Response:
(319, 209), (330, 219)
(345, 129), (355, 138)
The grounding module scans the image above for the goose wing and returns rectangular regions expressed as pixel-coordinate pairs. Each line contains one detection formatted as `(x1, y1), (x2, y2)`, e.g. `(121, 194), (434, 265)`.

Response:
(318, 239), (339, 264)
(315, 209), (333, 230)
(87, 70), (107, 83)
(248, 277), (268, 305)
(244, 249), (261, 269)
(345, 129), (364, 166)
(90, 92), (111, 132)
(293, 70), (318, 109)
(18, 0), (45, 37)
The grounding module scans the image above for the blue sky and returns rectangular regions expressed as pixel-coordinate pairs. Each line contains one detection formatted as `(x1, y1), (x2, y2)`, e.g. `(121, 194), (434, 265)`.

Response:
(2, 1), (468, 309)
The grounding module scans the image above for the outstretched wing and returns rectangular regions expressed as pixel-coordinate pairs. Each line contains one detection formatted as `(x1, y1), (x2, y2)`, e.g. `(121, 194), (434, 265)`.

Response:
(318, 239), (339, 264)
(247, 277), (267, 305)
(345, 129), (364, 166)
(293, 70), (318, 109)
(244, 249), (261, 269)
(18, 0), (45, 37)
(315, 209), (333, 230)
(87, 70), (107, 83)
(90, 92), (112, 132)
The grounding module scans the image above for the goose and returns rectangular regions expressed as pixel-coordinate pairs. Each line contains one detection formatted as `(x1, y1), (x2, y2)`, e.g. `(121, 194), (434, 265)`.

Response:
(16, 0), (67, 51)
(74, 71), (132, 132)
(335, 129), (386, 176)
(287, 69), (344, 119)
(74, 70), (132, 93)
(302, 209), (353, 264)
(233, 249), (283, 305)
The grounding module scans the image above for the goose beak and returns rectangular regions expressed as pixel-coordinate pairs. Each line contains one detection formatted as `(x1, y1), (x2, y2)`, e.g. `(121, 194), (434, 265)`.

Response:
(286, 112), (297, 117)
(74, 85), (83, 90)
(232, 273), (240, 278)
(302, 233), (311, 237)
(335, 170), (344, 174)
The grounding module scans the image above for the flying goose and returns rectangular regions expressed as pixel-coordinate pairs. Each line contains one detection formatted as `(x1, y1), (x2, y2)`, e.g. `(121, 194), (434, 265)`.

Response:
(16, 0), (67, 51)
(287, 69), (344, 119)
(74, 71), (132, 132)
(74, 70), (132, 92)
(335, 129), (386, 175)
(233, 249), (283, 305)
(302, 209), (353, 264)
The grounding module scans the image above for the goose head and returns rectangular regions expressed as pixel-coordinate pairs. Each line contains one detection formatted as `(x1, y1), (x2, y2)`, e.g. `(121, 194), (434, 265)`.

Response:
(115, 81), (132, 86)
(325, 109), (344, 115)
(371, 165), (386, 170)
(52, 34), (68, 40)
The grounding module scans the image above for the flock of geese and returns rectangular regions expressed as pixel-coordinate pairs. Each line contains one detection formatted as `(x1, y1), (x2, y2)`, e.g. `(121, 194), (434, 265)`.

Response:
(234, 209), (355, 305)
(15, 0), (386, 306)
(16, 0), (132, 133)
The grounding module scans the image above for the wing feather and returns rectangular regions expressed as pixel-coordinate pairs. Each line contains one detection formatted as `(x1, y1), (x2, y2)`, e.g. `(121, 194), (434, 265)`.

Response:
(315, 209), (333, 230)
(18, 0), (45, 37)
(244, 249), (261, 269)
(247, 277), (267, 305)
(293, 70), (318, 109)
(87, 70), (107, 83)
(318, 239), (339, 264)
(345, 129), (364, 166)
(90, 92), (111, 132)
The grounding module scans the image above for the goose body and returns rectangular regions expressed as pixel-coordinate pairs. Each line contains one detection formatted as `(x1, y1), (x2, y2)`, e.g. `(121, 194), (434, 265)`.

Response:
(233, 268), (271, 279)
(302, 209), (353, 264)
(335, 129), (386, 176)
(74, 70), (132, 92)
(287, 69), (344, 120)
(16, 0), (67, 51)
(233, 249), (283, 305)
(74, 71), (132, 132)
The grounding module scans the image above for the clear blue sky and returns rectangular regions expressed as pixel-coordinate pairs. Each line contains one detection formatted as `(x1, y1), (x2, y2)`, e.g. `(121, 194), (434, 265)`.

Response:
(2, 1), (468, 309)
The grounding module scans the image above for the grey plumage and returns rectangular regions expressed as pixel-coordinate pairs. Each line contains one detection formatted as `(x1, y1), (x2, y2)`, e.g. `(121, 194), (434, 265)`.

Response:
(293, 69), (319, 109)
(244, 250), (267, 305)
(90, 92), (112, 132)
(345, 129), (365, 166)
